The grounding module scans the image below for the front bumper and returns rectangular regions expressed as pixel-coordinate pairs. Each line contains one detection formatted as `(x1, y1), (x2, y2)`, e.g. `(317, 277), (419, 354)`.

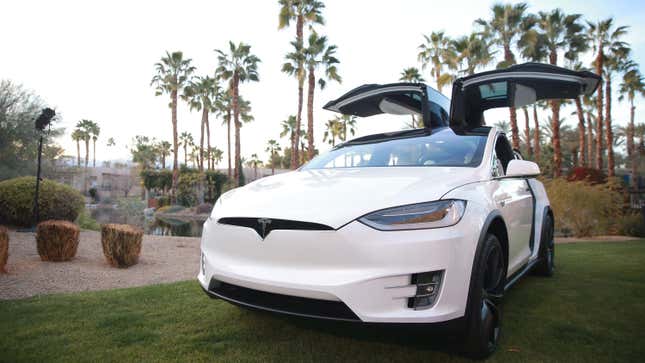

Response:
(198, 207), (483, 323)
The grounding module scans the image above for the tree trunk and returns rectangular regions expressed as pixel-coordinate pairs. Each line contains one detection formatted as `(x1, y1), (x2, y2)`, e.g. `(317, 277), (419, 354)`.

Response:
(291, 14), (305, 169)
(199, 107), (206, 172)
(533, 105), (540, 162)
(307, 64), (315, 160)
(205, 111), (211, 171)
(93, 139), (96, 167)
(628, 99), (636, 187)
(575, 96), (586, 167)
(84, 139), (89, 168)
(184, 144), (188, 166)
(587, 112), (594, 165)
(595, 49), (604, 170)
(226, 108), (232, 178)
(605, 74), (614, 176)
(161, 154), (166, 169)
(170, 87), (179, 203)
(551, 100), (561, 177)
(76, 141), (80, 167)
(435, 67), (442, 94)
(232, 73), (241, 182)
(504, 44), (519, 149)
(523, 107), (532, 158)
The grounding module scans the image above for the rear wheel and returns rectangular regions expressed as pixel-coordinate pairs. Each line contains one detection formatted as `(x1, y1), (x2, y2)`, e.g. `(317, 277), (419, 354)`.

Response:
(463, 234), (505, 359)
(534, 214), (555, 277)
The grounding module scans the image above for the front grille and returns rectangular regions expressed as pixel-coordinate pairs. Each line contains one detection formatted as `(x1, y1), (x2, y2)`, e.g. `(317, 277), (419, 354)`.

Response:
(206, 279), (360, 322)
(218, 217), (334, 238)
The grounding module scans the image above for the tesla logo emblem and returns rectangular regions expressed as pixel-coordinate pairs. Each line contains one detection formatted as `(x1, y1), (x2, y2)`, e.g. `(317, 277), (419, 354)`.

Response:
(257, 218), (272, 239)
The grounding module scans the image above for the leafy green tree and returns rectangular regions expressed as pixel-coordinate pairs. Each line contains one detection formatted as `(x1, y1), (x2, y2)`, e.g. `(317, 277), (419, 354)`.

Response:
(452, 32), (495, 75)
(156, 140), (172, 169)
(476, 2), (534, 150)
(216, 42), (261, 183)
(130, 135), (157, 169)
(417, 31), (457, 92)
(279, 0), (325, 168)
(304, 32), (341, 160)
(151, 51), (195, 200)
(399, 67), (425, 83)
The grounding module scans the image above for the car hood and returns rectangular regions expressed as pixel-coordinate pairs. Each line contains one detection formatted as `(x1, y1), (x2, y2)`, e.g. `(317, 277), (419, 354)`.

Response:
(216, 167), (482, 229)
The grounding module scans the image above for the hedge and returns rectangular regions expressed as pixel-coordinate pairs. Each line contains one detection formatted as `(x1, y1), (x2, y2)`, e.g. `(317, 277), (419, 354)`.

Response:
(0, 177), (85, 227)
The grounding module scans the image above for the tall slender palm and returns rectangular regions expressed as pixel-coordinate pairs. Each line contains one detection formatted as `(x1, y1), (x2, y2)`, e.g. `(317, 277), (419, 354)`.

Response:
(476, 2), (534, 150)
(76, 120), (94, 168)
(303, 32), (341, 160)
(210, 147), (223, 167)
(179, 132), (194, 166)
(399, 67), (425, 82)
(619, 67), (645, 186)
(216, 41), (261, 182)
(417, 31), (457, 93)
(279, 115), (303, 165)
(71, 129), (83, 167)
(88, 121), (100, 167)
(265, 139), (282, 175)
(582, 95), (597, 165)
(216, 90), (233, 177)
(151, 51), (195, 200)
(184, 75), (219, 172)
(247, 153), (262, 179)
(520, 9), (586, 176)
(279, 0), (325, 169)
(602, 45), (632, 176)
(157, 141), (172, 169)
(323, 118), (343, 146)
(587, 18), (629, 171)
(452, 32), (495, 76)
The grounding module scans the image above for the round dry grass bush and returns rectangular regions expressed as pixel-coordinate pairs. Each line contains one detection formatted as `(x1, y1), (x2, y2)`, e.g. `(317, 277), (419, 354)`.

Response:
(0, 226), (8, 273)
(36, 220), (80, 262)
(101, 224), (143, 268)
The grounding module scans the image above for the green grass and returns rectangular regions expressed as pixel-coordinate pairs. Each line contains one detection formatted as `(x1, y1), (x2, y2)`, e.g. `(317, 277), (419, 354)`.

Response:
(1, 241), (645, 362)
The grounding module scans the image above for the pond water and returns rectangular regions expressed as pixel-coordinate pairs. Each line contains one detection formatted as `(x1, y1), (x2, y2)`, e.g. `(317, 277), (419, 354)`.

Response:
(145, 215), (205, 237)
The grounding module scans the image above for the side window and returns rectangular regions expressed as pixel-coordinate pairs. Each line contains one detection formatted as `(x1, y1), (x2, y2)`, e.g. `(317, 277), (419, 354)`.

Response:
(493, 134), (515, 176)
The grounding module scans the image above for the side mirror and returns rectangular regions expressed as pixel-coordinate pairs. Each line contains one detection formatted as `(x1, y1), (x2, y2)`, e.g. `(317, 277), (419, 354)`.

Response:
(505, 160), (540, 178)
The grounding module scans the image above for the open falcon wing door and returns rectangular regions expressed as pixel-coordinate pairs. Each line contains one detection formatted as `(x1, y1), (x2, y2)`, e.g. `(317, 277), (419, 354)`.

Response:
(449, 62), (601, 131)
(323, 83), (451, 129)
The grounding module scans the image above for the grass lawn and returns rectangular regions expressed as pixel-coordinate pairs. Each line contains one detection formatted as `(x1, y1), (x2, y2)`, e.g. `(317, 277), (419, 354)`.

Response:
(1, 241), (644, 362)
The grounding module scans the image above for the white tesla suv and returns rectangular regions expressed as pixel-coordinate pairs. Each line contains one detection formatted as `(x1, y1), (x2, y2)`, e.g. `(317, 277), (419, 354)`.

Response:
(199, 63), (600, 358)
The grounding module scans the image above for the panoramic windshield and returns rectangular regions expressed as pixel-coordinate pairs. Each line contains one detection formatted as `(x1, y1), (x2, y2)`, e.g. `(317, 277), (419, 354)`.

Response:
(302, 127), (489, 169)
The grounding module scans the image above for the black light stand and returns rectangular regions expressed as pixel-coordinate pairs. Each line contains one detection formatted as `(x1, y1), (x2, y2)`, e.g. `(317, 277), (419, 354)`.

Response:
(32, 108), (56, 227)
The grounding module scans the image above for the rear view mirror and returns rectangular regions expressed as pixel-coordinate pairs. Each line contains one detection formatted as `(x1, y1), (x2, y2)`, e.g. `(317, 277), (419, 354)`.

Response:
(505, 160), (540, 178)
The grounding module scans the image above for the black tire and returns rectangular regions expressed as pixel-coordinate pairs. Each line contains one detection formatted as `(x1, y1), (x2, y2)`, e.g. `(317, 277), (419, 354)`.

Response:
(463, 233), (506, 360)
(534, 214), (555, 277)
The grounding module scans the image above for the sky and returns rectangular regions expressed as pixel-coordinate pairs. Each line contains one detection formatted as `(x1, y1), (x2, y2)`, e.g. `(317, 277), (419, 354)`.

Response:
(2, 0), (645, 164)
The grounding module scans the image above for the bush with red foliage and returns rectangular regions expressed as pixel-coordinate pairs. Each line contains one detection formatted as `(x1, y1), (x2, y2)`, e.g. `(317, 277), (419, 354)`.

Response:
(567, 167), (606, 184)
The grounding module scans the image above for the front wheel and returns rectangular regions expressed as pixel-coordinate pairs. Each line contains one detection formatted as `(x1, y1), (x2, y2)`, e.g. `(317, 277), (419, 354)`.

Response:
(463, 233), (505, 359)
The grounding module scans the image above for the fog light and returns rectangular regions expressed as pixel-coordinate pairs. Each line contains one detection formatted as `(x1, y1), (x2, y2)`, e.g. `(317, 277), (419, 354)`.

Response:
(200, 252), (206, 276)
(408, 270), (443, 310)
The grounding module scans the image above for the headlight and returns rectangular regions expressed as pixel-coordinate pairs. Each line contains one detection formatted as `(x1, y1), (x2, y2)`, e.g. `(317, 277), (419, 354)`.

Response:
(358, 200), (466, 231)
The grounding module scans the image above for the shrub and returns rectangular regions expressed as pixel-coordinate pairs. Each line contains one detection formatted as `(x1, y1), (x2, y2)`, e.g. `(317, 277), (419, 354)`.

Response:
(101, 224), (143, 268)
(567, 167), (606, 184)
(76, 208), (101, 231)
(196, 203), (213, 214)
(0, 226), (8, 273)
(36, 220), (80, 261)
(619, 212), (645, 237)
(156, 196), (171, 208)
(88, 187), (99, 202)
(0, 177), (84, 227)
(545, 178), (623, 237)
(177, 172), (201, 207)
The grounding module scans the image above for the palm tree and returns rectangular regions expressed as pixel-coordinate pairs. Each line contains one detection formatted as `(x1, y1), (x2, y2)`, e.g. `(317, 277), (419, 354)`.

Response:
(323, 118), (343, 146)
(247, 153), (262, 179)
(216, 90), (233, 177)
(303, 32), (341, 160)
(210, 147), (224, 167)
(71, 129), (83, 167)
(279, 115), (303, 164)
(184, 75), (219, 172)
(151, 51), (195, 200)
(399, 67), (425, 83)
(520, 8), (586, 176)
(157, 141), (172, 169)
(602, 46), (632, 176)
(88, 121), (100, 167)
(453, 32), (495, 75)
(587, 18), (629, 171)
(279, 0), (325, 169)
(337, 114), (357, 142)
(417, 31), (457, 93)
(215, 41), (261, 182)
(179, 132), (194, 166)
(476, 2), (534, 150)
(521, 107), (532, 158)
(76, 120), (94, 168)
(493, 120), (511, 135)
(619, 67), (645, 186)
(106, 137), (115, 147)
(265, 139), (282, 175)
